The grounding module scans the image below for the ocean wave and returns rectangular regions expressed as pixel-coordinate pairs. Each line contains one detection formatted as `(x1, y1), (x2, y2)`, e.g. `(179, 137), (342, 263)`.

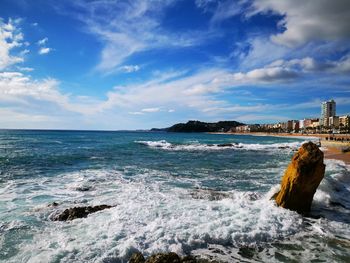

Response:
(135, 140), (305, 151)
(313, 159), (350, 216)
(3, 169), (305, 263)
(3, 159), (350, 262)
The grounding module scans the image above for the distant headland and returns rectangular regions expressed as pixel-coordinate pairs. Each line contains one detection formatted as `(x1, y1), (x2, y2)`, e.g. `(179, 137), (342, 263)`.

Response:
(151, 120), (244, 133)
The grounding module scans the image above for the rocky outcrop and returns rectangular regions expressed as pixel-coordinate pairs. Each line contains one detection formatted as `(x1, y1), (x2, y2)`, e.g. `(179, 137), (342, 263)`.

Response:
(129, 252), (145, 263)
(145, 252), (181, 263)
(52, 205), (113, 221)
(128, 252), (218, 263)
(152, 120), (244, 133)
(273, 141), (325, 214)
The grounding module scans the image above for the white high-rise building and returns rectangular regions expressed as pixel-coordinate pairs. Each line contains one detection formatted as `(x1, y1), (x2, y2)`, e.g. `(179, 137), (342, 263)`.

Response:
(320, 100), (336, 126)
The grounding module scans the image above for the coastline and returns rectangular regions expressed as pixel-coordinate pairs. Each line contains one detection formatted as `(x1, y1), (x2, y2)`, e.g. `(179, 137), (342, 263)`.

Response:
(321, 141), (350, 165)
(210, 132), (350, 165)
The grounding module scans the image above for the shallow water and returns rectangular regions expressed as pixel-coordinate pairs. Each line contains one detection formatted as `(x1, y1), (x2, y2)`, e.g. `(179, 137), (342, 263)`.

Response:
(0, 130), (349, 262)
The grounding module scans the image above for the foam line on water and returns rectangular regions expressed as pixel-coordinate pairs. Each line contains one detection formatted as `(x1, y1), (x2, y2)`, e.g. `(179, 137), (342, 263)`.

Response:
(135, 140), (306, 151)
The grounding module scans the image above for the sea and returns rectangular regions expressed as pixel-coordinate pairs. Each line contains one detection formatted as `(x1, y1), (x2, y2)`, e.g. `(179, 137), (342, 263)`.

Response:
(0, 130), (349, 263)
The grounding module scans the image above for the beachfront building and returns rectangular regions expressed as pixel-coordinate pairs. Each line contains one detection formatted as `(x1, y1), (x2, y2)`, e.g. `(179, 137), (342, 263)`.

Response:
(281, 120), (293, 132)
(329, 116), (340, 128)
(311, 120), (320, 128)
(299, 119), (304, 130)
(292, 120), (299, 132)
(235, 125), (250, 132)
(304, 118), (313, 128)
(234, 124), (261, 133)
(320, 99), (336, 127)
(339, 115), (350, 127)
(339, 115), (350, 133)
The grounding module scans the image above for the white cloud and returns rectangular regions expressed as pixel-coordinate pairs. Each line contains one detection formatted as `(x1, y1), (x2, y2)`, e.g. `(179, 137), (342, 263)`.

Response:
(141, 107), (160, 113)
(38, 47), (51, 55)
(120, 65), (140, 73)
(202, 104), (271, 114)
(232, 66), (299, 84)
(234, 114), (289, 123)
(128, 111), (144, 115)
(0, 18), (25, 70)
(210, 1), (243, 23)
(195, 0), (245, 24)
(0, 71), (101, 116)
(269, 55), (350, 74)
(37, 37), (48, 46)
(237, 37), (289, 69)
(17, 66), (34, 72)
(58, 0), (212, 73)
(249, 0), (350, 47)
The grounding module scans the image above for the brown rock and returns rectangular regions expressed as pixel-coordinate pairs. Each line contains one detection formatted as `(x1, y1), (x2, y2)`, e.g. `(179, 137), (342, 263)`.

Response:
(129, 252), (145, 263)
(274, 141), (325, 213)
(145, 252), (181, 263)
(128, 252), (218, 263)
(52, 205), (113, 221)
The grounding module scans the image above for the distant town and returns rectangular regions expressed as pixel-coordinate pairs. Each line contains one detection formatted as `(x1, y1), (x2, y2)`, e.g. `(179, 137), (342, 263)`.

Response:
(232, 100), (350, 134)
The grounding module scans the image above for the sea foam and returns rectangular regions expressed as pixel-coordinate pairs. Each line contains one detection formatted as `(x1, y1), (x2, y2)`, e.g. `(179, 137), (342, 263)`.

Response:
(135, 140), (305, 152)
(2, 135), (350, 263)
(4, 169), (305, 263)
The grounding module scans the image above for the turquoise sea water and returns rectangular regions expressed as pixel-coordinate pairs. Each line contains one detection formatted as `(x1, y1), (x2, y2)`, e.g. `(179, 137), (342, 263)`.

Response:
(0, 130), (349, 262)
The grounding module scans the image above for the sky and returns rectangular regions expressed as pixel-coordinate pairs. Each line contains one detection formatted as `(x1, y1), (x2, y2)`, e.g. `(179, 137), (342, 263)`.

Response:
(0, 0), (349, 130)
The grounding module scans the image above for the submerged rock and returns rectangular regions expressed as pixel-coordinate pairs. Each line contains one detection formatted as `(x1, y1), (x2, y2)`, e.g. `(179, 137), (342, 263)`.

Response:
(75, 185), (92, 192)
(48, 201), (59, 207)
(190, 189), (230, 201)
(217, 143), (233, 147)
(273, 142), (325, 214)
(52, 204), (113, 221)
(128, 252), (218, 263)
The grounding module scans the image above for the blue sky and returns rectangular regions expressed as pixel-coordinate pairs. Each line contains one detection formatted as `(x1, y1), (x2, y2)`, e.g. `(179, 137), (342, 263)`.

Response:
(0, 0), (349, 130)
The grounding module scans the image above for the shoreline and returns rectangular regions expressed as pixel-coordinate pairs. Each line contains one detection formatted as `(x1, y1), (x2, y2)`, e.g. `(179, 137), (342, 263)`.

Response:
(209, 132), (350, 165)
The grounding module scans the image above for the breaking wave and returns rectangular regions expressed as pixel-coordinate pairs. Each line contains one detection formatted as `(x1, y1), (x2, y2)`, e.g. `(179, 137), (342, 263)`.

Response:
(135, 140), (306, 151)
(5, 159), (350, 263)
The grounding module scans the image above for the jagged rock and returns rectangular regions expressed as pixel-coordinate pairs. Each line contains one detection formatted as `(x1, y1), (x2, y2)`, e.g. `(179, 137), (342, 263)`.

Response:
(129, 252), (145, 263)
(181, 256), (218, 263)
(128, 252), (219, 263)
(145, 252), (181, 263)
(217, 143), (233, 147)
(48, 202), (59, 207)
(52, 205), (113, 221)
(274, 142), (325, 213)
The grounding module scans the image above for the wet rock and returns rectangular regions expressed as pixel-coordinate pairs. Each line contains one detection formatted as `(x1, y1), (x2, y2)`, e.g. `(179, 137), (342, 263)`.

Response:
(52, 204), (113, 221)
(182, 256), (218, 263)
(145, 252), (181, 263)
(278, 146), (289, 149)
(341, 147), (350, 153)
(128, 252), (219, 263)
(181, 256), (198, 263)
(274, 142), (325, 214)
(48, 202), (59, 207)
(217, 143), (233, 147)
(75, 186), (92, 192)
(190, 189), (230, 201)
(129, 252), (145, 263)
